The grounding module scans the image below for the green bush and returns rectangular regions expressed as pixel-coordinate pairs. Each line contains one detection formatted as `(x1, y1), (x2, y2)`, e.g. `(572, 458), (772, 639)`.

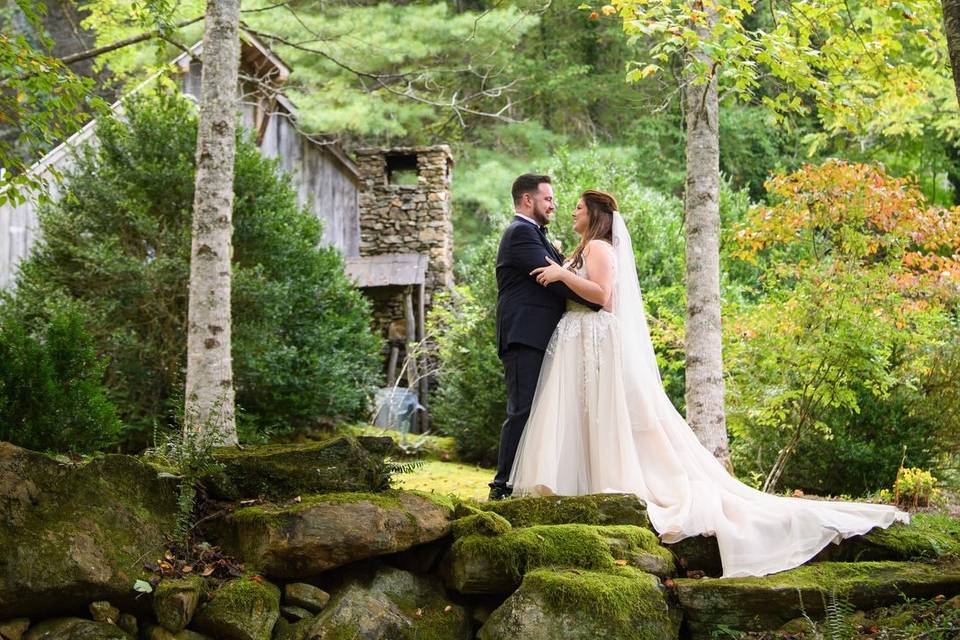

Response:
(8, 91), (382, 445)
(0, 302), (122, 453)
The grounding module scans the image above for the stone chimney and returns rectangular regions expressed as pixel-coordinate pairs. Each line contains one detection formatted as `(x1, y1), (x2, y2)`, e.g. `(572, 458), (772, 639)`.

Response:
(353, 145), (454, 305)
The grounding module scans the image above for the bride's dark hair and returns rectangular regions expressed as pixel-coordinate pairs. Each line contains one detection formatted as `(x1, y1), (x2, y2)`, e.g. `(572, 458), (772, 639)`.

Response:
(568, 189), (618, 271)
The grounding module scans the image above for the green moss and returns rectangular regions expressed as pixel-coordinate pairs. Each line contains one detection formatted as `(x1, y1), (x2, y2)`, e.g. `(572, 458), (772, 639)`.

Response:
(453, 524), (672, 582)
(690, 560), (954, 593)
(214, 576), (279, 611)
(523, 566), (668, 624)
(405, 490), (458, 513)
(155, 575), (206, 601)
(451, 512), (512, 539)
(861, 514), (960, 560)
(473, 494), (650, 528)
(232, 491), (405, 523)
(206, 436), (390, 500)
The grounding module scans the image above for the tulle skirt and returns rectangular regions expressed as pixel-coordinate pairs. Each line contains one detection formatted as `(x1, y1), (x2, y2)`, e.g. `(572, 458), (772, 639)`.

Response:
(508, 307), (909, 578)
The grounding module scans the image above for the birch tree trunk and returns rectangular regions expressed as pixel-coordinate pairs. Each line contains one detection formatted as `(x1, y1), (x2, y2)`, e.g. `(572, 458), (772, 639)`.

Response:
(683, 0), (731, 469)
(184, 0), (240, 445)
(943, 0), (960, 107)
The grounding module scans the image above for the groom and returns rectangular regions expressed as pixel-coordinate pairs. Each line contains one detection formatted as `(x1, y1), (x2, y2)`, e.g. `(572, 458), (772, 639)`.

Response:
(488, 174), (602, 500)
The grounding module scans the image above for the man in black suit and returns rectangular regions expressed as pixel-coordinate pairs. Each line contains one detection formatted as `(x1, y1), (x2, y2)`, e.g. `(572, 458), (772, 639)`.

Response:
(488, 174), (601, 500)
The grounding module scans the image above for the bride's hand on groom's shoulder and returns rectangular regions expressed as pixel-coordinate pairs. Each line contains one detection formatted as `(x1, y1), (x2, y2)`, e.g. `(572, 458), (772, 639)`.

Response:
(531, 257), (567, 286)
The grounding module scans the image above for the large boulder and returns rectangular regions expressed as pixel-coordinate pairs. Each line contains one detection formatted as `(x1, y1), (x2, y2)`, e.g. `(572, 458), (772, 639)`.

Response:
(0, 443), (178, 618)
(190, 577), (280, 640)
(278, 566), (470, 640)
(22, 618), (131, 640)
(210, 491), (454, 578)
(674, 560), (960, 638)
(816, 515), (960, 563)
(477, 567), (678, 640)
(204, 436), (395, 501)
(474, 494), (650, 529)
(444, 524), (674, 594)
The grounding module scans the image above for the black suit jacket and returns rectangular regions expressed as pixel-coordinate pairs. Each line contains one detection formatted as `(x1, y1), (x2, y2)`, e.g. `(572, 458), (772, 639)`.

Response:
(495, 216), (601, 356)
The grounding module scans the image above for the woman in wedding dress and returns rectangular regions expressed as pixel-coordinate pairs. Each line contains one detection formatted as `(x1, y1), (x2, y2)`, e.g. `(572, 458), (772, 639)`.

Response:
(508, 189), (909, 579)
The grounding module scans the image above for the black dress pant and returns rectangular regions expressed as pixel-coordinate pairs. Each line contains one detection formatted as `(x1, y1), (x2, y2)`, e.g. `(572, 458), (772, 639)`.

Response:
(491, 345), (546, 488)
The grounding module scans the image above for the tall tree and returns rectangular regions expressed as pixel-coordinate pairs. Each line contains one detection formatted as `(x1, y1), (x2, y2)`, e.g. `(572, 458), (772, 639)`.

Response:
(681, 1), (729, 467)
(943, 0), (960, 105)
(611, 0), (956, 476)
(184, 0), (240, 444)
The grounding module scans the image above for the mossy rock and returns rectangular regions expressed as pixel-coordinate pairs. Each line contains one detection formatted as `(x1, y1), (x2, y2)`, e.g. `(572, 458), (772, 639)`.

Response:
(280, 565), (470, 640)
(209, 490), (453, 579)
(203, 436), (394, 501)
(451, 512), (512, 539)
(191, 577), (280, 640)
(443, 524), (674, 594)
(285, 567), (472, 640)
(816, 514), (960, 563)
(477, 567), (678, 640)
(474, 494), (650, 529)
(142, 625), (212, 640)
(0, 443), (179, 619)
(674, 560), (960, 638)
(22, 617), (131, 640)
(153, 576), (205, 632)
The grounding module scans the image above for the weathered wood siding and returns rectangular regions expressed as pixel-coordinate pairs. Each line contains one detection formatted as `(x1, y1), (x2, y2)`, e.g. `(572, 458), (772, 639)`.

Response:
(0, 40), (359, 290)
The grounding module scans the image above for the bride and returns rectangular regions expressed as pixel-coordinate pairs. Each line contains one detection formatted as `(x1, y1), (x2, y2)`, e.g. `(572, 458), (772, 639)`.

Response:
(508, 189), (909, 578)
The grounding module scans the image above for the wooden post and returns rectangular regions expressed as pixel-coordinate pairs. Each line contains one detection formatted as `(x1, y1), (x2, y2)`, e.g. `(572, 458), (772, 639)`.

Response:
(386, 344), (400, 387)
(417, 282), (429, 433)
(404, 287), (420, 433)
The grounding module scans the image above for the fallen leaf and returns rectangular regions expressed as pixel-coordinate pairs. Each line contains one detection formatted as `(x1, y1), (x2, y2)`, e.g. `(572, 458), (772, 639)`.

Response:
(201, 566), (215, 577)
(293, 495), (302, 503)
(414, 608), (423, 619)
(614, 559), (628, 566)
(133, 579), (153, 594)
(443, 605), (453, 613)
(182, 565), (193, 574)
(250, 574), (263, 584)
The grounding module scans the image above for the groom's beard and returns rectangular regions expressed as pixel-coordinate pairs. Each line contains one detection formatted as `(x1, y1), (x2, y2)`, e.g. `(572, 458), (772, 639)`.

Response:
(532, 204), (553, 227)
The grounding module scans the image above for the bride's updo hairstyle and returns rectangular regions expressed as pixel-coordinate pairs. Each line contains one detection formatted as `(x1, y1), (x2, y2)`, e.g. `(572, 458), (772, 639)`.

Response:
(568, 189), (618, 272)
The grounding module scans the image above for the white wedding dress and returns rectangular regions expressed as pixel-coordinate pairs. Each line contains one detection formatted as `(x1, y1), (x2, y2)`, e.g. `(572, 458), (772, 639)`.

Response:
(508, 213), (909, 578)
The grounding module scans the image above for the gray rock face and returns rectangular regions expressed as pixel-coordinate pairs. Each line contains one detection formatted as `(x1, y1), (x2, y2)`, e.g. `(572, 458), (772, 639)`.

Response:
(281, 566), (470, 640)
(282, 584), (329, 613)
(214, 491), (453, 578)
(191, 578), (280, 640)
(22, 618), (131, 640)
(0, 443), (179, 618)
(477, 568), (677, 640)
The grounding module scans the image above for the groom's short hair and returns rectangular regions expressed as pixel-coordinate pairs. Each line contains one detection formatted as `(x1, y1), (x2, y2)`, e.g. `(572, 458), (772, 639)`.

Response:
(512, 174), (552, 205)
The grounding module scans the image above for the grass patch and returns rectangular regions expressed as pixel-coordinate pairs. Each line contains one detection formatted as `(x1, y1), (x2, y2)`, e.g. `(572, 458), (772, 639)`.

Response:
(393, 459), (493, 500)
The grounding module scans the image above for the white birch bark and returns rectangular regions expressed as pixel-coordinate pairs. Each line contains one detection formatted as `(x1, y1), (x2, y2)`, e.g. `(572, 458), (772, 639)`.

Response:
(184, 0), (240, 445)
(683, 0), (731, 469)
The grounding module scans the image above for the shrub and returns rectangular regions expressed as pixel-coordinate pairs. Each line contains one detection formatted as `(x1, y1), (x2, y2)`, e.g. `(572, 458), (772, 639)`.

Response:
(0, 301), (122, 452)
(893, 467), (940, 509)
(8, 90), (381, 445)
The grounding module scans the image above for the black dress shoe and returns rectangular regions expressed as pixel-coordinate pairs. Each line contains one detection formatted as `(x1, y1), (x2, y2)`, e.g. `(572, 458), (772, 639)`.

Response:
(488, 485), (513, 501)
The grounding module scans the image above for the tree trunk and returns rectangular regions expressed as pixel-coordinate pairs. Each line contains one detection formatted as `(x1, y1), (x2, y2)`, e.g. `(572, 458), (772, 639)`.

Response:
(184, 0), (240, 445)
(942, 0), (960, 107)
(683, 1), (731, 469)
